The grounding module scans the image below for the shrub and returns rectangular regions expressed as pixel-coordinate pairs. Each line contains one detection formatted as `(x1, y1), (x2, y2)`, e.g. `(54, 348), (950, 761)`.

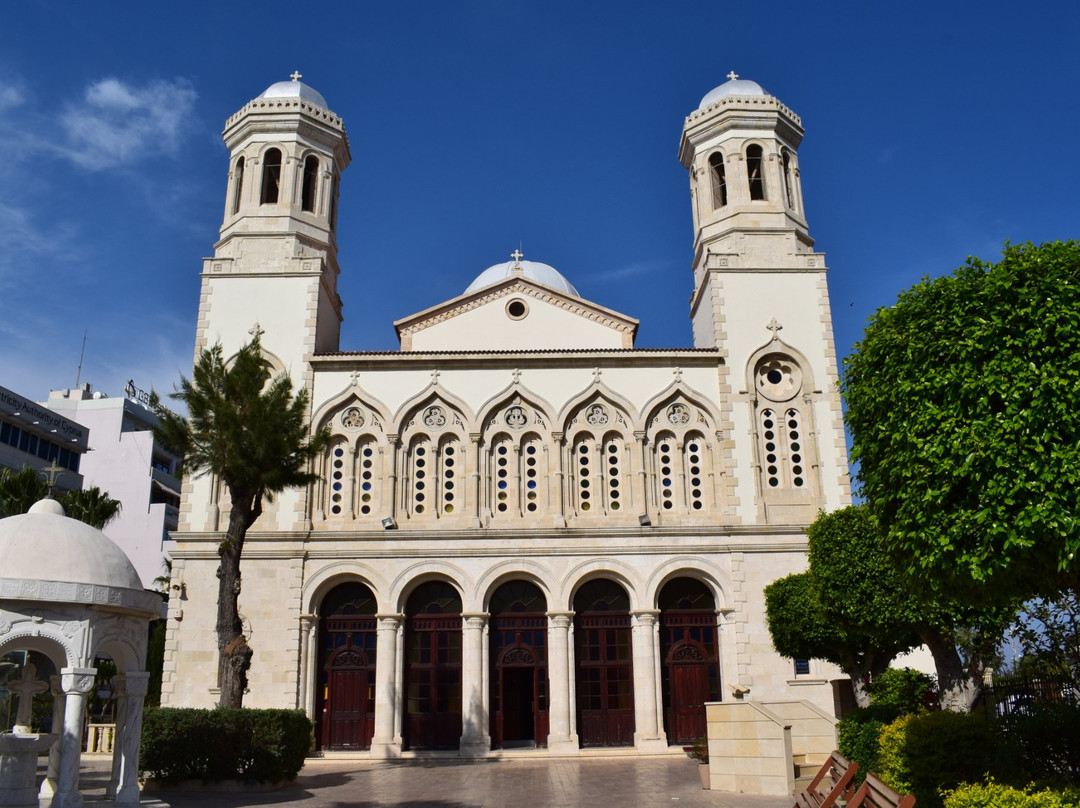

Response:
(997, 702), (1080, 783)
(140, 707), (312, 784)
(837, 711), (887, 783)
(869, 668), (938, 715)
(943, 779), (1080, 808)
(877, 711), (1002, 808)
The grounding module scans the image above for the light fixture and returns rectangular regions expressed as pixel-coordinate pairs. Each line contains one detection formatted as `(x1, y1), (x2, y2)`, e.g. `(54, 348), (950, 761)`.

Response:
(638, 514), (652, 527)
(381, 517), (397, 530)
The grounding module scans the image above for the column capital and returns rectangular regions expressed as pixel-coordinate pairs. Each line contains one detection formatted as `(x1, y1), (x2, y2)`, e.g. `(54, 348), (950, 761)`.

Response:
(547, 611), (574, 629)
(631, 610), (660, 627)
(60, 667), (97, 695)
(300, 613), (318, 629)
(462, 613), (489, 630)
(376, 613), (404, 630)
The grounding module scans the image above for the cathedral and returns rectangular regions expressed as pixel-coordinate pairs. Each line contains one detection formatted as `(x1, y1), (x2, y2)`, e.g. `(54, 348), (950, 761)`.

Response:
(163, 72), (851, 756)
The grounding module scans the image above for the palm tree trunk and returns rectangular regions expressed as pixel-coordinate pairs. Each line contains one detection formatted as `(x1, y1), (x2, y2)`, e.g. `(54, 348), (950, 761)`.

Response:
(217, 503), (253, 708)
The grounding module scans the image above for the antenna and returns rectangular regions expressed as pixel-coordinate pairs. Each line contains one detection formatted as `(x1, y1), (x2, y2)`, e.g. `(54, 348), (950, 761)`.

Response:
(74, 330), (87, 388)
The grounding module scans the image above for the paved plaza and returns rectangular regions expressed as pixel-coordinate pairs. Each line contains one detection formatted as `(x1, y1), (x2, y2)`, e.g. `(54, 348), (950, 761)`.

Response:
(75, 754), (792, 808)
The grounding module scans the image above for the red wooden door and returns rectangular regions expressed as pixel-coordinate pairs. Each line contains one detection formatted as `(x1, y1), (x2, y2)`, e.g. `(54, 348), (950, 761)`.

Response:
(576, 618), (635, 747)
(321, 645), (375, 750)
(670, 645), (710, 742)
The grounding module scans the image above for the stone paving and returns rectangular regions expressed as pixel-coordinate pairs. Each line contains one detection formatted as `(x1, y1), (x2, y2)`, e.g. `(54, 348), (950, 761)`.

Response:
(76, 754), (793, 808)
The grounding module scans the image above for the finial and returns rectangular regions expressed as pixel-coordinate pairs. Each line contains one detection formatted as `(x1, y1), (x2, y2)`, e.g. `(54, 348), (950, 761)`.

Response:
(726, 70), (739, 81)
(290, 70), (303, 82)
(249, 322), (264, 339)
(766, 317), (783, 339)
(510, 248), (524, 265)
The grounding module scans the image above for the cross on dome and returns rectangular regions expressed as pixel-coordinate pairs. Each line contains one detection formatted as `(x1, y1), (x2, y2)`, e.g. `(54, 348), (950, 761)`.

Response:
(726, 70), (739, 81)
(290, 70), (303, 82)
(510, 249), (524, 264)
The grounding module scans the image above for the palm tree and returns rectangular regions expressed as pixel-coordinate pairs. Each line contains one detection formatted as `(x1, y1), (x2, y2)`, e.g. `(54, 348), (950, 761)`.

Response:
(153, 334), (327, 708)
(60, 487), (122, 529)
(0, 465), (48, 517)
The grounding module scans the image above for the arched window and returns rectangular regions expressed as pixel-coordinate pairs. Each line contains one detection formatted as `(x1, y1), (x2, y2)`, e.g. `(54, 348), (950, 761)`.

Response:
(326, 438), (350, 517)
(655, 430), (709, 513)
(759, 407), (805, 489)
(781, 149), (795, 210)
(746, 144), (765, 201)
(329, 173), (339, 231)
(709, 153), (727, 209)
(521, 434), (545, 515)
(260, 148), (282, 204)
(658, 577), (719, 744)
(316, 581), (378, 751)
(439, 436), (461, 516)
(232, 156), (245, 214)
(491, 434), (517, 517)
(301, 155), (319, 212)
(407, 436), (432, 516)
(356, 436), (379, 516)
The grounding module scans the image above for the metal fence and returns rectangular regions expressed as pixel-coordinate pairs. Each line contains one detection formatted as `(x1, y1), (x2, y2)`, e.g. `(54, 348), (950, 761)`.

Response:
(982, 672), (1078, 720)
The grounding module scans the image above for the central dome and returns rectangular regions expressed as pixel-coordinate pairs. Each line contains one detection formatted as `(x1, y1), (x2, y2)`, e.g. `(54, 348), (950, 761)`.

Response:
(258, 76), (328, 109)
(464, 258), (580, 297)
(699, 75), (767, 109)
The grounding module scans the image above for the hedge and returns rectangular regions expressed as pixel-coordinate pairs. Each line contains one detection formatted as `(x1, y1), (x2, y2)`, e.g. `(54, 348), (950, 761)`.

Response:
(943, 780), (1080, 808)
(140, 707), (312, 784)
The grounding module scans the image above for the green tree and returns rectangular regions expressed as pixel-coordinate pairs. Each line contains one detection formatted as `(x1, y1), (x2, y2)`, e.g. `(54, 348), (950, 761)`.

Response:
(0, 465), (48, 517)
(842, 241), (1080, 603)
(766, 506), (922, 707)
(153, 335), (327, 708)
(59, 487), (122, 529)
(0, 465), (121, 529)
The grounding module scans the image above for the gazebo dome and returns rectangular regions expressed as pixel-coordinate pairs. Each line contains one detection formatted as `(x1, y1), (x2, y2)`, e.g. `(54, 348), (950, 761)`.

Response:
(698, 74), (767, 108)
(0, 498), (144, 591)
(258, 75), (328, 109)
(464, 258), (580, 297)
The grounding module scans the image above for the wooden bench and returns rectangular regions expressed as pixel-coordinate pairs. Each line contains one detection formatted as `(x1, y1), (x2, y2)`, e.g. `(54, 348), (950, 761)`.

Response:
(847, 772), (916, 808)
(792, 751), (859, 808)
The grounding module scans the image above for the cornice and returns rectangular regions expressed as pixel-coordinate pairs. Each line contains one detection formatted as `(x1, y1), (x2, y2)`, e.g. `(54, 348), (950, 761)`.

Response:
(0, 577), (162, 617)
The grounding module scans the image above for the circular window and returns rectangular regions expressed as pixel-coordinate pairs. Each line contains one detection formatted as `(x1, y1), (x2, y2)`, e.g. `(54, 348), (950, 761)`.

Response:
(506, 299), (529, 320)
(755, 354), (802, 402)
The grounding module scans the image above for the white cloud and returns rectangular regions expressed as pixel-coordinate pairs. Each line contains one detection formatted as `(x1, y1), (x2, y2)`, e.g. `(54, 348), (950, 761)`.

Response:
(0, 201), (78, 285)
(57, 77), (197, 170)
(0, 85), (24, 111)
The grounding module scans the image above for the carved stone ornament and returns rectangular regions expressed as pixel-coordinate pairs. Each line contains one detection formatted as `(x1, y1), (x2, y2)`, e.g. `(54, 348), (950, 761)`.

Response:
(330, 649), (369, 668)
(0, 616), (9, 636)
(423, 406), (447, 429)
(341, 406), (365, 430)
(672, 643), (706, 662)
(501, 646), (537, 665)
(585, 404), (609, 426)
(667, 403), (692, 426)
(504, 405), (528, 429)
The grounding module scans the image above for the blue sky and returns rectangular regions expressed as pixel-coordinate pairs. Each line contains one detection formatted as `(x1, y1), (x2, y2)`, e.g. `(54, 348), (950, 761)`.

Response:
(2, 1), (1078, 405)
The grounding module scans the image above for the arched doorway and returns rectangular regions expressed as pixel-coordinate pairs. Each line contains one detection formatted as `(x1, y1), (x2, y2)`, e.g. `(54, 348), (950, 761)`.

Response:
(659, 577), (720, 744)
(315, 582), (378, 750)
(574, 578), (634, 747)
(403, 581), (462, 750)
(488, 580), (548, 749)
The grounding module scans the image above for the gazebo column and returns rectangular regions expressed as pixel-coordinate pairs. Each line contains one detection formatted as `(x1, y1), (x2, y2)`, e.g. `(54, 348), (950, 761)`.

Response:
(459, 613), (489, 757)
(55, 667), (96, 808)
(370, 614), (403, 757)
(39, 675), (65, 799)
(114, 672), (149, 806)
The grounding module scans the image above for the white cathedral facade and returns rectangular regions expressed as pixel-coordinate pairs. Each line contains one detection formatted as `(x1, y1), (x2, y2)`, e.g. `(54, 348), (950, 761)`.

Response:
(163, 73), (851, 756)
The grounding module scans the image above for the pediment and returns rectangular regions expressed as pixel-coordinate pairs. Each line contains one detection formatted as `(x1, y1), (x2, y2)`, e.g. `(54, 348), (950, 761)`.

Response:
(394, 276), (638, 351)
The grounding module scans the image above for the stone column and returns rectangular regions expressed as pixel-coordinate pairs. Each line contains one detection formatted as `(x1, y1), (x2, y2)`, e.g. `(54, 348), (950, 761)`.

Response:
(546, 612), (578, 754)
(631, 611), (667, 752)
(635, 431), (650, 522)
(460, 613), (490, 756)
(371, 614), (403, 758)
(470, 433), (483, 526)
(552, 433), (567, 527)
(106, 675), (126, 798)
(114, 672), (149, 806)
(55, 667), (95, 808)
(299, 614), (318, 717)
(39, 675), (65, 798)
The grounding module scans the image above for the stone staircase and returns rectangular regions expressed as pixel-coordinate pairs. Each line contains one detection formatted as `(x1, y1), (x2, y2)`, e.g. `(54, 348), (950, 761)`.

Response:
(793, 751), (829, 791)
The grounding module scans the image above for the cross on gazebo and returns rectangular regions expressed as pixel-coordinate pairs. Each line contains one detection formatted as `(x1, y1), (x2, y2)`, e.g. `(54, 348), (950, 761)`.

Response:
(249, 322), (265, 339)
(41, 462), (65, 490)
(727, 70), (739, 81)
(290, 71), (303, 82)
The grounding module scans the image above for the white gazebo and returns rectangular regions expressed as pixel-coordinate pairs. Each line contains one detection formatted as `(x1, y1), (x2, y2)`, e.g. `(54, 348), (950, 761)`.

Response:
(0, 498), (161, 808)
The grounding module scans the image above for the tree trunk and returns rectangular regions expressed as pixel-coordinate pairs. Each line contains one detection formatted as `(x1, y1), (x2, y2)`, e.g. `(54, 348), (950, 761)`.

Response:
(840, 649), (894, 709)
(921, 627), (979, 711)
(217, 497), (255, 708)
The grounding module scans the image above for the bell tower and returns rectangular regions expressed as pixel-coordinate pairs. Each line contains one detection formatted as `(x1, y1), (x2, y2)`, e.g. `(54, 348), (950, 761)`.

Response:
(679, 73), (849, 522)
(196, 73), (351, 384)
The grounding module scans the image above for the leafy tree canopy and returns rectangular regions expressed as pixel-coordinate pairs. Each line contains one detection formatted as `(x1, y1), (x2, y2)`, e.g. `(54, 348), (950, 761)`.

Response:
(0, 465), (121, 529)
(842, 241), (1080, 602)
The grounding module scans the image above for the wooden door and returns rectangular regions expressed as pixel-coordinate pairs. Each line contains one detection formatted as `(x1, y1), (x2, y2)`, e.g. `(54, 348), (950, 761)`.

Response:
(321, 645), (375, 750)
(670, 644), (710, 742)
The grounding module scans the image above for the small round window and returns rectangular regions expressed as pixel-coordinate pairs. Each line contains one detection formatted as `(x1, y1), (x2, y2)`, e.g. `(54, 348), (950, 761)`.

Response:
(506, 299), (529, 320)
(755, 354), (802, 402)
